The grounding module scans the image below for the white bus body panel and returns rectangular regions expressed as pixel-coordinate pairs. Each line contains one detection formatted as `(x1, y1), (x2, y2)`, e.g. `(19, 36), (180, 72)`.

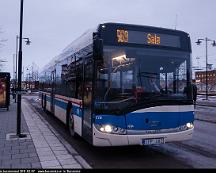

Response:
(93, 124), (194, 146)
(55, 104), (67, 124)
(73, 114), (82, 136)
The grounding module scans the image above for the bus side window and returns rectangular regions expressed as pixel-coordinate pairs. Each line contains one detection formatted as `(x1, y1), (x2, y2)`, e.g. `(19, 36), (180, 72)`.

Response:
(83, 59), (93, 107)
(83, 82), (92, 107)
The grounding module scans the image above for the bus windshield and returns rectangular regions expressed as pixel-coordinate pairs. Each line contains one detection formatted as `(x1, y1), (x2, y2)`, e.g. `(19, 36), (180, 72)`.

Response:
(94, 46), (192, 115)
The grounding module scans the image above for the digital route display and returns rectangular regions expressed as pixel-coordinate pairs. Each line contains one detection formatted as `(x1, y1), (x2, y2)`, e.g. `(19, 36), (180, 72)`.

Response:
(117, 29), (181, 48)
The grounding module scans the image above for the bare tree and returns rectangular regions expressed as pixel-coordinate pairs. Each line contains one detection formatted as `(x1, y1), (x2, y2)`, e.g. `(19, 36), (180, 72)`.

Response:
(25, 62), (40, 90)
(0, 27), (7, 50)
(0, 27), (7, 70)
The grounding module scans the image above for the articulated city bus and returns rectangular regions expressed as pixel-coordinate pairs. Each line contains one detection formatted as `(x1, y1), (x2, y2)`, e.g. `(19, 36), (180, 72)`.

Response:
(39, 23), (194, 146)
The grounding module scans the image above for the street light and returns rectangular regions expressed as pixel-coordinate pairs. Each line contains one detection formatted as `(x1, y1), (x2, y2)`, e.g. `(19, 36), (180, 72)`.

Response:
(17, 0), (29, 138)
(26, 67), (31, 90)
(196, 37), (216, 100)
(15, 36), (31, 81)
(15, 36), (31, 103)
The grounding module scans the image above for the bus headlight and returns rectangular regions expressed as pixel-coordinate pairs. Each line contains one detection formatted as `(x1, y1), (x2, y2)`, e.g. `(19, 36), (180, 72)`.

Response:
(104, 125), (112, 133)
(186, 123), (194, 129)
(95, 124), (126, 135)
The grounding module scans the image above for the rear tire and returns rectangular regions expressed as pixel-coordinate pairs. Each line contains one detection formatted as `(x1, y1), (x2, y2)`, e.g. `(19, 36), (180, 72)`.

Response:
(43, 95), (46, 112)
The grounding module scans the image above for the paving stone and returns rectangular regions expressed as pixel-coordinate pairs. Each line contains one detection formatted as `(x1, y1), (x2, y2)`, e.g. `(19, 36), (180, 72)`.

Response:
(12, 153), (29, 159)
(5, 149), (20, 154)
(2, 146), (12, 150)
(0, 162), (11, 168)
(62, 164), (82, 169)
(37, 147), (52, 153)
(19, 148), (37, 154)
(56, 154), (73, 160)
(39, 155), (57, 162)
(53, 150), (68, 156)
(21, 157), (40, 164)
(41, 160), (61, 168)
(11, 163), (31, 169)
(0, 155), (12, 160)
(48, 142), (63, 147)
(50, 146), (65, 151)
(19, 141), (33, 146)
(31, 162), (42, 169)
(27, 144), (36, 149)
(34, 143), (49, 148)
(28, 153), (38, 158)
(37, 150), (54, 157)
(58, 158), (77, 165)
(12, 145), (29, 150)
(4, 141), (19, 146)
(47, 166), (62, 169)
(2, 150), (12, 156)
(2, 158), (20, 165)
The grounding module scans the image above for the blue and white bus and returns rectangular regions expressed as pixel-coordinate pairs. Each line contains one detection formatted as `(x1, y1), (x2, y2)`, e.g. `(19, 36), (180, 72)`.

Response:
(39, 23), (194, 146)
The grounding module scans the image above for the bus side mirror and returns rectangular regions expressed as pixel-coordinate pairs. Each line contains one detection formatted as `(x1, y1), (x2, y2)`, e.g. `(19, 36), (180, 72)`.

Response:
(93, 37), (103, 61)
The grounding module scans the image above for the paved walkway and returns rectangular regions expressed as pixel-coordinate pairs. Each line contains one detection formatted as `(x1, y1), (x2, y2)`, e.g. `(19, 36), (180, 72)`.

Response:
(22, 99), (82, 169)
(197, 99), (216, 107)
(0, 98), (84, 169)
(195, 100), (216, 123)
(0, 100), (41, 168)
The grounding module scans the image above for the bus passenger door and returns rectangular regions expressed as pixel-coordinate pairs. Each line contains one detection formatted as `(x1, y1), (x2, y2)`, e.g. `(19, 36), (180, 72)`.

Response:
(82, 58), (93, 143)
(51, 70), (55, 114)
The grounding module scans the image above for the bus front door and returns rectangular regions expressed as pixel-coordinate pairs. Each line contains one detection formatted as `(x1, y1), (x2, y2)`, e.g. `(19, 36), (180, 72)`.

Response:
(82, 58), (93, 143)
(51, 71), (55, 114)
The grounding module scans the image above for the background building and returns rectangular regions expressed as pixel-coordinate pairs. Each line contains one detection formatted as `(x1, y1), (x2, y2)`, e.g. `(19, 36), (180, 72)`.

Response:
(195, 70), (216, 94)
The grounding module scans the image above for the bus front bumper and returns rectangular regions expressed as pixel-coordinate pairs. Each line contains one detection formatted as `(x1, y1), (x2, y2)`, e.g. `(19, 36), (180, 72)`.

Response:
(92, 124), (194, 147)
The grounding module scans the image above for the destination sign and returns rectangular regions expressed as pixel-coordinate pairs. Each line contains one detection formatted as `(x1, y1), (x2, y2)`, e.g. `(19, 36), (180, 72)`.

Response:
(117, 29), (180, 48)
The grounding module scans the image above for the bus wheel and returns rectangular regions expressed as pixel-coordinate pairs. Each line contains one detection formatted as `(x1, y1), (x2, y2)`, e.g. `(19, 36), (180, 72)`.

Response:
(43, 95), (46, 112)
(68, 111), (77, 138)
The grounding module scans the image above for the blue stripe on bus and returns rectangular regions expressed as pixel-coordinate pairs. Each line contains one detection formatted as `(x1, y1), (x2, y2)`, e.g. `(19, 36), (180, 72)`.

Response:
(125, 111), (194, 130)
(55, 98), (67, 110)
(45, 96), (83, 117)
(179, 112), (194, 125)
(94, 114), (126, 129)
(94, 112), (194, 130)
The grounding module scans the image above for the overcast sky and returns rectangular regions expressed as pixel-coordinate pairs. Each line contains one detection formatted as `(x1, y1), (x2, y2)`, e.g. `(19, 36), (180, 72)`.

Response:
(0, 0), (216, 78)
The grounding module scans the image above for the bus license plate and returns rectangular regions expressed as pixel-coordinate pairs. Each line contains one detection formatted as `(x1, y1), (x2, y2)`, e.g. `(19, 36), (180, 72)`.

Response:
(142, 138), (164, 145)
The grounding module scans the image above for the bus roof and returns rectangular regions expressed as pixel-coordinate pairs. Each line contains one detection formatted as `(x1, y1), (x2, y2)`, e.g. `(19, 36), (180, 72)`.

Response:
(40, 22), (191, 74)
(40, 28), (96, 73)
(99, 22), (190, 36)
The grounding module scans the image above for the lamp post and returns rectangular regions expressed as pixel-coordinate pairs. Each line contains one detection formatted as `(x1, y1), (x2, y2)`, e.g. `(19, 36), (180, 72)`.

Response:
(196, 38), (216, 100)
(26, 67), (31, 90)
(16, 36), (31, 78)
(17, 0), (32, 138)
